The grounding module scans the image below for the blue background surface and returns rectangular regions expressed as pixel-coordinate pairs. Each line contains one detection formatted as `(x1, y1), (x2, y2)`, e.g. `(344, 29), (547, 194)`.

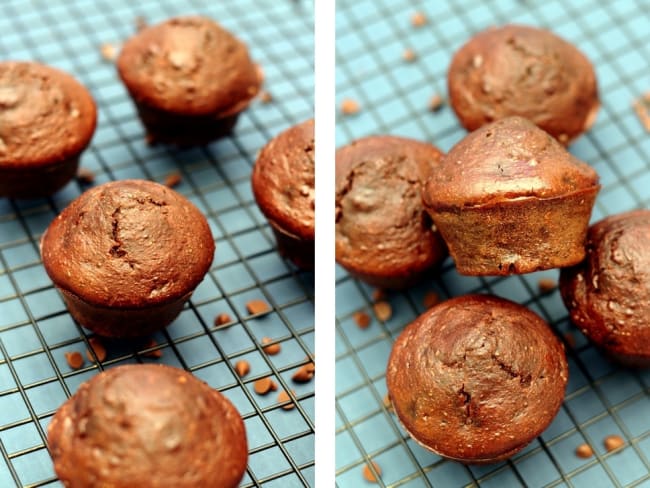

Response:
(336, 0), (650, 487)
(0, 0), (314, 486)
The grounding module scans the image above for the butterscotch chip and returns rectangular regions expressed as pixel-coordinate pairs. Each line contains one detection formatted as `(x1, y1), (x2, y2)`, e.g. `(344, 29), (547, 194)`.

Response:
(353, 311), (371, 329)
(538, 277), (558, 294)
(76, 167), (95, 184)
(292, 362), (315, 383)
(259, 91), (273, 103)
(85, 337), (107, 363)
(64, 351), (84, 370)
(100, 43), (117, 61)
(254, 377), (273, 395)
(402, 48), (417, 62)
(246, 299), (270, 315)
(261, 337), (281, 355)
(411, 11), (427, 27)
(164, 172), (182, 188)
(633, 99), (650, 132)
(234, 360), (250, 378)
(362, 461), (382, 483)
(428, 94), (443, 112)
(277, 390), (296, 410)
(423, 291), (440, 309)
(214, 313), (232, 327)
(575, 443), (594, 458)
(383, 394), (393, 413)
(371, 289), (387, 302)
(270, 379), (278, 391)
(604, 434), (625, 452)
(373, 301), (392, 322)
(142, 338), (162, 358)
(341, 99), (360, 115)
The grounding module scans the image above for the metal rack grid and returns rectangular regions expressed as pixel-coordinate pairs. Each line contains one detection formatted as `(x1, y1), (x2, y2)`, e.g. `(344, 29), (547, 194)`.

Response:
(0, 0), (314, 486)
(335, 0), (650, 486)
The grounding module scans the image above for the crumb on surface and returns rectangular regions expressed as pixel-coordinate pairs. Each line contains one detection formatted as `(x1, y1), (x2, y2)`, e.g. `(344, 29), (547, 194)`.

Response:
(100, 43), (117, 62)
(164, 172), (182, 188)
(214, 313), (232, 327)
(402, 48), (417, 62)
(411, 11), (427, 27)
(353, 311), (371, 329)
(373, 301), (392, 322)
(428, 94), (444, 112)
(76, 167), (95, 184)
(633, 98), (650, 132)
(86, 337), (107, 363)
(341, 98), (360, 115)
(259, 90), (273, 103)
(538, 277), (558, 294)
(246, 299), (271, 316)
(64, 351), (84, 370)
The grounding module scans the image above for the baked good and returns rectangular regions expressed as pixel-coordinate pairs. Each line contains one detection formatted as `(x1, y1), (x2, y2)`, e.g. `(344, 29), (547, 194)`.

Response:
(0, 61), (96, 198)
(422, 116), (600, 276)
(41, 179), (214, 337)
(387, 294), (568, 464)
(117, 16), (260, 145)
(335, 135), (447, 289)
(252, 119), (315, 269)
(560, 210), (650, 367)
(48, 364), (247, 487)
(448, 24), (599, 144)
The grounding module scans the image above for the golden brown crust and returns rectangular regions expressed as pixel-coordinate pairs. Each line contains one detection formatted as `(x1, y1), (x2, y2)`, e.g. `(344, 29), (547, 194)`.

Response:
(387, 295), (568, 463)
(560, 210), (650, 366)
(448, 24), (599, 143)
(335, 135), (447, 289)
(48, 364), (248, 488)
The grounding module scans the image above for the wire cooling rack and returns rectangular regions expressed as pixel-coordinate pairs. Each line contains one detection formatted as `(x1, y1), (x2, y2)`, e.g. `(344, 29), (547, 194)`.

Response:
(336, 0), (650, 486)
(0, 1), (314, 486)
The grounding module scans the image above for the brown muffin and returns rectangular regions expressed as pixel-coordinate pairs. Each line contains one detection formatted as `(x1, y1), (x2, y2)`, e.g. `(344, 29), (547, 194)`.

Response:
(41, 179), (214, 337)
(335, 135), (447, 289)
(0, 61), (97, 198)
(252, 119), (314, 269)
(48, 364), (247, 488)
(422, 116), (600, 276)
(560, 210), (650, 367)
(448, 24), (599, 145)
(117, 16), (260, 145)
(387, 294), (568, 464)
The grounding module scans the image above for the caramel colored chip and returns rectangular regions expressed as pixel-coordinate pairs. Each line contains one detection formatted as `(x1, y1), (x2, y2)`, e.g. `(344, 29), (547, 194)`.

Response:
(277, 390), (296, 410)
(371, 289), (387, 302)
(353, 311), (371, 329)
(262, 337), (281, 355)
(604, 434), (625, 452)
(76, 167), (95, 185)
(402, 48), (417, 62)
(292, 362), (315, 383)
(259, 91), (273, 103)
(254, 377), (273, 395)
(214, 313), (232, 327)
(428, 94), (443, 112)
(164, 172), (182, 188)
(633, 99), (650, 132)
(363, 461), (382, 483)
(341, 98), (360, 115)
(234, 360), (250, 378)
(270, 379), (278, 391)
(383, 394), (394, 414)
(100, 43), (117, 61)
(411, 11), (427, 27)
(538, 277), (558, 294)
(423, 291), (440, 309)
(142, 338), (162, 358)
(85, 337), (107, 363)
(64, 351), (84, 370)
(373, 301), (392, 322)
(575, 443), (594, 458)
(247, 299), (271, 316)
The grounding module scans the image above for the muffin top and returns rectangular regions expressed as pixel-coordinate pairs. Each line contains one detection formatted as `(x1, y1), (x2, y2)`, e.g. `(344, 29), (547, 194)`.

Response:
(336, 135), (446, 282)
(560, 210), (650, 363)
(117, 16), (260, 117)
(447, 24), (599, 143)
(0, 61), (97, 168)
(252, 119), (315, 240)
(48, 364), (247, 488)
(424, 116), (599, 209)
(387, 295), (568, 462)
(41, 179), (214, 308)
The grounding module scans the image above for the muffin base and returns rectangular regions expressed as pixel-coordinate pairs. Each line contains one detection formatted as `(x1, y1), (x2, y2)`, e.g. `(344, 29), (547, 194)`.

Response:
(59, 287), (191, 338)
(0, 156), (80, 199)
(269, 220), (314, 271)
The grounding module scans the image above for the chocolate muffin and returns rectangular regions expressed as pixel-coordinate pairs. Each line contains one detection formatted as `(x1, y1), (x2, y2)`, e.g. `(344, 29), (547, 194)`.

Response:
(448, 24), (599, 144)
(336, 135), (447, 289)
(560, 210), (650, 367)
(252, 119), (314, 269)
(387, 295), (568, 463)
(0, 61), (97, 198)
(117, 16), (260, 145)
(41, 179), (214, 337)
(423, 116), (600, 276)
(48, 364), (247, 488)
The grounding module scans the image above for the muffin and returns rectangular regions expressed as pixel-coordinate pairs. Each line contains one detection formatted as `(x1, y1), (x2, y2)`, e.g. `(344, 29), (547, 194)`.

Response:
(387, 295), (568, 463)
(560, 210), (650, 367)
(335, 135), (447, 289)
(48, 364), (247, 488)
(422, 116), (600, 276)
(0, 61), (97, 198)
(448, 24), (599, 144)
(117, 16), (260, 145)
(252, 119), (315, 269)
(41, 179), (214, 337)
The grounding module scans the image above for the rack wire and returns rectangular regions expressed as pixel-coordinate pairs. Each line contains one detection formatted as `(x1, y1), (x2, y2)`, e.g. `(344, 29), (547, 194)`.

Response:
(0, 0), (314, 486)
(335, 0), (650, 486)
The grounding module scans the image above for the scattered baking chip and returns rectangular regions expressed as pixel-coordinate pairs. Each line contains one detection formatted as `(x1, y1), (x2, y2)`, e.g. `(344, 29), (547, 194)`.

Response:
(259, 90), (273, 103)
(371, 288), (387, 302)
(64, 351), (84, 370)
(411, 11), (427, 27)
(373, 301), (392, 322)
(362, 461), (382, 483)
(135, 16), (147, 32)
(538, 277), (558, 294)
(341, 98), (360, 115)
(76, 167), (95, 184)
(261, 337), (281, 355)
(254, 377), (274, 395)
(428, 93), (444, 112)
(246, 299), (271, 316)
(402, 48), (417, 62)
(633, 98), (650, 132)
(100, 43), (117, 62)
(353, 311), (371, 329)
(85, 337), (107, 363)
(292, 362), (315, 383)
(277, 390), (296, 410)
(270, 379), (278, 391)
(234, 360), (250, 378)
(164, 172), (182, 188)
(575, 443), (594, 458)
(423, 291), (440, 309)
(142, 338), (163, 358)
(383, 394), (394, 413)
(214, 313), (232, 327)
(604, 434), (625, 452)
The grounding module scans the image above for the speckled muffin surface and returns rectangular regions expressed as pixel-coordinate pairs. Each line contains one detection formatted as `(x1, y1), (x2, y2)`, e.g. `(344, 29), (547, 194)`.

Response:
(560, 210), (650, 367)
(448, 24), (599, 144)
(387, 295), (568, 464)
(335, 135), (446, 289)
(423, 116), (600, 275)
(48, 364), (248, 488)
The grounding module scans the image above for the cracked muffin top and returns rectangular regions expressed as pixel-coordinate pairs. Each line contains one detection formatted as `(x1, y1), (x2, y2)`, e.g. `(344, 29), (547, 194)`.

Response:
(448, 24), (599, 144)
(41, 179), (214, 308)
(387, 294), (568, 463)
(335, 135), (447, 289)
